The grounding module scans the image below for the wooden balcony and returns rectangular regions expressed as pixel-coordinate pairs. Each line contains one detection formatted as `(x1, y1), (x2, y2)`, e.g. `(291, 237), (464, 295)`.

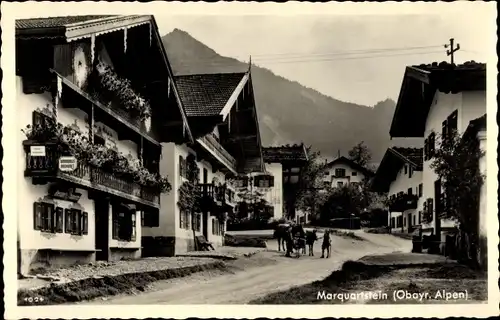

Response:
(197, 183), (227, 207)
(197, 133), (237, 174)
(389, 193), (418, 212)
(23, 141), (160, 209)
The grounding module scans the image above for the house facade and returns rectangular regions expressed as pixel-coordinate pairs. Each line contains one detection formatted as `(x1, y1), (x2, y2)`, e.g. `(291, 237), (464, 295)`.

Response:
(261, 145), (309, 223)
(322, 156), (373, 190)
(371, 148), (424, 233)
(390, 61), (487, 253)
(142, 70), (265, 256)
(16, 15), (187, 274)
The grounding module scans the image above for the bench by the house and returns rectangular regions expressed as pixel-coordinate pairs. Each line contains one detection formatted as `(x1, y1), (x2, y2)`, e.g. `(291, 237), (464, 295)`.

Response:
(195, 235), (215, 251)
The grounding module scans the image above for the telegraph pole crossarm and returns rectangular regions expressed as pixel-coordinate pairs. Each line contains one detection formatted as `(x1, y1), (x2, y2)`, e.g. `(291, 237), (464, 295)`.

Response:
(444, 38), (460, 65)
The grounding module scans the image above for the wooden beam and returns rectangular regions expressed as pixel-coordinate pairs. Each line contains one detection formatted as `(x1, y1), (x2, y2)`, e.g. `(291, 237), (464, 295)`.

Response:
(225, 134), (257, 143)
(220, 73), (249, 121)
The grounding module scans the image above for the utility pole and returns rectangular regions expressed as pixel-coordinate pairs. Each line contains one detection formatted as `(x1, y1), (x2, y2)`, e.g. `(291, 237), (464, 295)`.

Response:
(444, 38), (460, 64)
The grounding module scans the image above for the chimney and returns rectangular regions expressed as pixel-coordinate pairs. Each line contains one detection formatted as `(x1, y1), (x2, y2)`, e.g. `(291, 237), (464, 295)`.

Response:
(338, 150), (341, 158)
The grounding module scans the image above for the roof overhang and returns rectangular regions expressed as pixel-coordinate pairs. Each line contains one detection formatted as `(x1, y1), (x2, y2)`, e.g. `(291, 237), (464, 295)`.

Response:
(370, 148), (420, 193)
(220, 73), (250, 121)
(390, 64), (486, 138)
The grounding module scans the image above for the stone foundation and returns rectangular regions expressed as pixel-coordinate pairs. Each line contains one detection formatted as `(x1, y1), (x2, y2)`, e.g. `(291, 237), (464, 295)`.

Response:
(108, 248), (141, 261)
(19, 248), (95, 275)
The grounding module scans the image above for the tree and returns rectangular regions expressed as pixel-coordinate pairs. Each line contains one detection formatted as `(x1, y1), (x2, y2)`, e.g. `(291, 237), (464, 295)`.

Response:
(293, 146), (329, 221)
(430, 129), (485, 267)
(348, 141), (372, 167)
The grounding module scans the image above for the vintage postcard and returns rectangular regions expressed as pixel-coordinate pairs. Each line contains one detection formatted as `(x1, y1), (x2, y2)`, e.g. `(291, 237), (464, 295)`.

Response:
(2, 1), (498, 318)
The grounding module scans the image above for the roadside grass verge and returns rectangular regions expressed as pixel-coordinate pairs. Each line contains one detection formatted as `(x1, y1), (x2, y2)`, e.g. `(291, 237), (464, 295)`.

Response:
(251, 260), (487, 304)
(18, 261), (226, 306)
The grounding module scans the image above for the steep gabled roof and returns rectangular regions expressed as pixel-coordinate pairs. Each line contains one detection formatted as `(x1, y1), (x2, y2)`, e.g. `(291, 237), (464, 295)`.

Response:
(370, 147), (423, 193)
(263, 144), (308, 163)
(390, 61), (486, 138)
(174, 72), (248, 117)
(325, 156), (374, 177)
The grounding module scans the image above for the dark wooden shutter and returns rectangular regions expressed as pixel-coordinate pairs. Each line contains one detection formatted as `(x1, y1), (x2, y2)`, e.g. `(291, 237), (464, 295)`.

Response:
(179, 156), (184, 178)
(428, 199), (434, 218)
(254, 176), (259, 187)
(429, 133), (436, 157)
(33, 202), (43, 230)
(65, 209), (71, 233)
(82, 212), (88, 235)
(418, 211), (422, 224)
(46, 203), (55, 232)
(448, 110), (458, 134)
(130, 213), (136, 241)
(55, 207), (64, 233)
(269, 176), (275, 187)
(442, 119), (448, 142)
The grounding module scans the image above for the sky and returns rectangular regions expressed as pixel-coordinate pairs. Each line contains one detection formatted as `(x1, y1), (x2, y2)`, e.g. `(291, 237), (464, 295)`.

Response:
(156, 12), (494, 106)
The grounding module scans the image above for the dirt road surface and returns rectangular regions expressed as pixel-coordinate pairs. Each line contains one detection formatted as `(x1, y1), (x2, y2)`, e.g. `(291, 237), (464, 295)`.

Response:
(84, 231), (411, 305)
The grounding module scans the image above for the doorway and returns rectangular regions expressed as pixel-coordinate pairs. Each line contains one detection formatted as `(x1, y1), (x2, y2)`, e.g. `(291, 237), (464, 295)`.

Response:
(202, 168), (209, 239)
(94, 199), (109, 261)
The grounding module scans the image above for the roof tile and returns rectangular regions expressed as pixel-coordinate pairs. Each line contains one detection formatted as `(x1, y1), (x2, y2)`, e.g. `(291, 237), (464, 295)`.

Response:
(263, 144), (308, 162)
(174, 73), (246, 117)
(15, 15), (116, 29)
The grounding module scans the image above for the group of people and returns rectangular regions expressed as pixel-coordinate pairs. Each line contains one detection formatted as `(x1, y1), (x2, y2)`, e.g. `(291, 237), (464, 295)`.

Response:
(274, 222), (332, 258)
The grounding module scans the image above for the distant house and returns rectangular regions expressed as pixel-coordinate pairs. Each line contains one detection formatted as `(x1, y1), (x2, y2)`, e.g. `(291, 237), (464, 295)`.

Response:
(261, 144), (309, 222)
(143, 69), (265, 255)
(371, 148), (424, 233)
(390, 61), (486, 253)
(323, 156), (374, 190)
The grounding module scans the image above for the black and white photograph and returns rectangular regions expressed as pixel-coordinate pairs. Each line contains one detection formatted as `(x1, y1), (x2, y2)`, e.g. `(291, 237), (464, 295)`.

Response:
(2, 1), (498, 318)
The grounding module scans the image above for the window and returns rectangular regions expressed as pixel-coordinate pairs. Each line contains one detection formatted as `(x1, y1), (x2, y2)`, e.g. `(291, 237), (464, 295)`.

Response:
(64, 208), (88, 235)
(413, 215), (416, 226)
(142, 210), (159, 227)
(403, 216), (406, 227)
(424, 132), (436, 161)
(337, 181), (344, 188)
(351, 171), (357, 176)
(254, 175), (274, 188)
(418, 184), (423, 198)
(391, 217), (395, 228)
(404, 165), (408, 175)
(418, 211), (422, 224)
(179, 156), (187, 179)
(34, 201), (64, 233)
(179, 210), (190, 230)
(212, 219), (222, 236)
(112, 205), (135, 241)
(409, 166), (413, 178)
(335, 168), (346, 177)
(442, 110), (458, 143)
(407, 188), (413, 195)
(194, 213), (201, 232)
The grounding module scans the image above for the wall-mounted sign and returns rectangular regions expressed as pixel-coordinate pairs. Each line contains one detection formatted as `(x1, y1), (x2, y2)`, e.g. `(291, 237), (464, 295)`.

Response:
(30, 146), (46, 157)
(59, 156), (78, 172)
(49, 185), (82, 203)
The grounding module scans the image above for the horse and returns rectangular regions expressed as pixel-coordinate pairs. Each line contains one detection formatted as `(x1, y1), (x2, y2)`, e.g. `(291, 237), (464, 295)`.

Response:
(273, 224), (289, 252)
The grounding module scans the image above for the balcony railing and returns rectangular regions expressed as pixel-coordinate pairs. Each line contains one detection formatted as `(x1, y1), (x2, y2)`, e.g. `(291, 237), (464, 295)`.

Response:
(388, 193), (418, 212)
(198, 183), (227, 205)
(197, 133), (237, 173)
(23, 141), (160, 208)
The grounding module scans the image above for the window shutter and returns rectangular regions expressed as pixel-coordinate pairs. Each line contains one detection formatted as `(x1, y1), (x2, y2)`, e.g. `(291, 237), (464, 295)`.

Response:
(429, 199), (434, 215)
(449, 110), (458, 134)
(82, 212), (88, 235)
(33, 202), (42, 230)
(423, 202), (428, 215)
(55, 207), (64, 233)
(46, 204), (55, 232)
(418, 211), (422, 224)
(65, 209), (71, 233)
(442, 119), (448, 142)
(269, 176), (275, 187)
(179, 156), (184, 177)
(73, 210), (81, 235)
(130, 213), (136, 241)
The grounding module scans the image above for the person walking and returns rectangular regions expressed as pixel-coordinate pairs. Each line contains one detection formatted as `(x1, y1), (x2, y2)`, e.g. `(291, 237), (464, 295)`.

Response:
(320, 230), (332, 258)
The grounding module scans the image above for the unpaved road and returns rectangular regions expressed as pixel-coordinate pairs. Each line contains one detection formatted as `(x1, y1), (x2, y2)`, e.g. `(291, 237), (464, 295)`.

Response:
(85, 231), (411, 305)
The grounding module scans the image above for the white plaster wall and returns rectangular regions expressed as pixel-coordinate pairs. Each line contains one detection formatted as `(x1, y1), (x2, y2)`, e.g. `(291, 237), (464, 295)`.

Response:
(477, 131), (487, 239)
(17, 76), (96, 251)
(387, 164), (424, 232)
(251, 163), (283, 220)
(423, 91), (486, 231)
(148, 143), (228, 247)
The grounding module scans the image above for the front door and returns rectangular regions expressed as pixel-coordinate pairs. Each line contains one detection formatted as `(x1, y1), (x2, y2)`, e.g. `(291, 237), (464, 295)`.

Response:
(95, 199), (109, 261)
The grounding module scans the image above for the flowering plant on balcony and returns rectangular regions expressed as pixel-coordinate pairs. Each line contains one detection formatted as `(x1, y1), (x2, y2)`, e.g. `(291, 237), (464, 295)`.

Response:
(22, 116), (171, 193)
(91, 62), (152, 122)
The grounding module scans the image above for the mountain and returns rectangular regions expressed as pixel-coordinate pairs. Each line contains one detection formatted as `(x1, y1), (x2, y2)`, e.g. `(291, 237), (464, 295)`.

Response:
(161, 29), (422, 162)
